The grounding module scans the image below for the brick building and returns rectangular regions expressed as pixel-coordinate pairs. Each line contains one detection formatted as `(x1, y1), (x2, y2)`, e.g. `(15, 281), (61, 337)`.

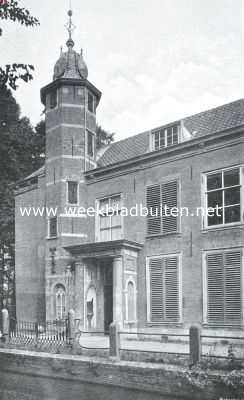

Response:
(15, 11), (244, 336)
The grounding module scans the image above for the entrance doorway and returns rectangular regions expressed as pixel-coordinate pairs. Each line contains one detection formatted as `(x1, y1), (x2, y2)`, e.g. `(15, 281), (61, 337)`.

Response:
(103, 263), (113, 334)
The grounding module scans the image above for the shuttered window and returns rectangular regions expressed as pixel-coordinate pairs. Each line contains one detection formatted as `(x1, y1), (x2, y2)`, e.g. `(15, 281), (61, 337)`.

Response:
(146, 180), (178, 236)
(206, 250), (242, 325)
(149, 255), (180, 323)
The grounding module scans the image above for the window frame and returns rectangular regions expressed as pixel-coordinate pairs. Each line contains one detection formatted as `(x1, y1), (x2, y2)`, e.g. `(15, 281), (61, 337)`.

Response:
(152, 124), (180, 151)
(66, 181), (79, 205)
(203, 165), (244, 229)
(202, 247), (244, 326)
(48, 217), (58, 239)
(96, 193), (123, 242)
(146, 253), (182, 325)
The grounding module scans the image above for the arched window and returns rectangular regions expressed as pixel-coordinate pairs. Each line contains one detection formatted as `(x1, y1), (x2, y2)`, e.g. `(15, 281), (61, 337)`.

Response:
(127, 281), (136, 322)
(55, 285), (66, 319)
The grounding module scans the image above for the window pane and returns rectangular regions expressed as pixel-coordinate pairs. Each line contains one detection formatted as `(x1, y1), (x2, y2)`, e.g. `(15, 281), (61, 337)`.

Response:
(87, 131), (94, 157)
(100, 229), (110, 242)
(159, 131), (165, 148)
(154, 132), (160, 149)
(111, 196), (121, 210)
(224, 205), (240, 224)
(50, 90), (57, 109)
(172, 125), (179, 144)
(208, 207), (223, 226)
(167, 128), (173, 146)
(49, 217), (57, 237)
(88, 92), (94, 112)
(207, 190), (223, 208)
(68, 181), (78, 204)
(100, 216), (110, 229)
(224, 168), (239, 188)
(111, 227), (122, 240)
(207, 173), (222, 190)
(224, 187), (240, 206)
(100, 198), (109, 212)
(111, 214), (121, 227)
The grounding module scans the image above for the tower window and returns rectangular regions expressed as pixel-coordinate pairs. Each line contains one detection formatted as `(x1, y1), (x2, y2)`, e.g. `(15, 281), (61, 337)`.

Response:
(50, 90), (57, 109)
(48, 217), (57, 238)
(87, 131), (94, 157)
(88, 92), (94, 113)
(67, 181), (78, 204)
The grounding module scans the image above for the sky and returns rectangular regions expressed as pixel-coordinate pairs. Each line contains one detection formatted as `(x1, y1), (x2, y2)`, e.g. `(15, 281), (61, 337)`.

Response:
(1, 0), (244, 140)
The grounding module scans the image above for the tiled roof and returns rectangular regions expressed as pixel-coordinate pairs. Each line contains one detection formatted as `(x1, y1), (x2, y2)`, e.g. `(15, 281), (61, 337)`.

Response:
(21, 98), (244, 181)
(98, 99), (244, 167)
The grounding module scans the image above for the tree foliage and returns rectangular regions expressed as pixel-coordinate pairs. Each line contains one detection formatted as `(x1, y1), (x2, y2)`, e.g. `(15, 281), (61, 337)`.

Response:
(96, 124), (114, 150)
(0, 87), (44, 313)
(0, 0), (39, 90)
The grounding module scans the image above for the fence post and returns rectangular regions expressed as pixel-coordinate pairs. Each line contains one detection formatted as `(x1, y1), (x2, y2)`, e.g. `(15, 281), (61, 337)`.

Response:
(109, 322), (120, 359)
(1, 308), (9, 343)
(189, 324), (201, 365)
(68, 309), (75, 347)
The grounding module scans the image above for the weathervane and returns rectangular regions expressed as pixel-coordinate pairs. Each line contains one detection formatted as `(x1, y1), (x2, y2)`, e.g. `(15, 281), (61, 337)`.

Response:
(65, 2), (76, 48)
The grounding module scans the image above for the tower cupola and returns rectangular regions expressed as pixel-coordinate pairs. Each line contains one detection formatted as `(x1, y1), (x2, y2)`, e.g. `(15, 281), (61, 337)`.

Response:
(53, 10), (88, 81)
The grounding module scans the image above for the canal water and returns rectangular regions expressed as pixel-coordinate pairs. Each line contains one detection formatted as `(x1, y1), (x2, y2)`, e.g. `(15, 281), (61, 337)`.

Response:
(0, 371), (178, 400)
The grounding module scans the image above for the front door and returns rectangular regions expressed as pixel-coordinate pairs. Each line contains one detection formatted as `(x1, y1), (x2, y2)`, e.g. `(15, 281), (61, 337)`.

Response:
(103, 265), (113, 334)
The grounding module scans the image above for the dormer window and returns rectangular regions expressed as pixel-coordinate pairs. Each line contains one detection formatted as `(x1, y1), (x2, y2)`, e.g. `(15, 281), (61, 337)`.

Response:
(153, 124), (179, 150)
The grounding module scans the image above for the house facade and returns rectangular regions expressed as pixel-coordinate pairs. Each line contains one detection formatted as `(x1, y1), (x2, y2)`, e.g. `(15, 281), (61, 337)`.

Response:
(15, 11), (244, 336)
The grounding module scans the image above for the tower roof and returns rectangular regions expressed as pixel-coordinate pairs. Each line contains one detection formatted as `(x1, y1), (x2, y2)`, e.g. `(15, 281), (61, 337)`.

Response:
(53, 9), (88, 81)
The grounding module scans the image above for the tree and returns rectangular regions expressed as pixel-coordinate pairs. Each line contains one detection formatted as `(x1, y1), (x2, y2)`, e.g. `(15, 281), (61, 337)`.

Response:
(96, 124), (115, 150)
(0, 0), (39, 90)
(0, 87), (44, 317)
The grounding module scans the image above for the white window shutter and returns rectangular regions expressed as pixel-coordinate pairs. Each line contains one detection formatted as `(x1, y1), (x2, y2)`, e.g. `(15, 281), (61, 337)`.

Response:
(207, 253), (224, 323)
(149, 258), (164, 322)
(224, 251), (242, 324)
(165, 256), (179, 321)
(161, 180), (178, 234)
(146, 184), (161, 235)
(149, 255), (180, 323)
(207, 250), (242, 325)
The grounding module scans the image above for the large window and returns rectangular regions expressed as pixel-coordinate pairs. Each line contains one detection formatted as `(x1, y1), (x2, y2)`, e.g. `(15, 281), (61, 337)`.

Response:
(146, 180), (179, 236)
(205, 167), (242, 227)
(67, 181), (78, 204)
(153, 124), (179, 150)
(204, 249), (243, 325)
(147, 255), (181, 323)
(98, 195), (122, 241)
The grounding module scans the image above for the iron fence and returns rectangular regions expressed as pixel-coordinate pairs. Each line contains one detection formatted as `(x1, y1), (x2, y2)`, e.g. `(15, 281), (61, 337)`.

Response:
(9, 318), (68, 348)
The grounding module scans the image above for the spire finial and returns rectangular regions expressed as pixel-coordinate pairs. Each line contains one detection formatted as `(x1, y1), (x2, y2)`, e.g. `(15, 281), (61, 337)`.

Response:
(65, 4), (76, 49)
